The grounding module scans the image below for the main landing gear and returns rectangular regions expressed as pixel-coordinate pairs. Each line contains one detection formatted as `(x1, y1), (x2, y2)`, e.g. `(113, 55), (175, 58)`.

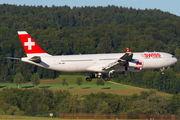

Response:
(103, 73), (114, 81)
(103, 70), (115, 81)
(86, 73), (101, 82)
(160, 67), (165, 75)
(86, 71), (115, 82)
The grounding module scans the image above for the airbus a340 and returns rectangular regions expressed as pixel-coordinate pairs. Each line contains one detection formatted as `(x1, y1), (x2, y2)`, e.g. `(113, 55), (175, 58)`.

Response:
(5, 31), (178, 81)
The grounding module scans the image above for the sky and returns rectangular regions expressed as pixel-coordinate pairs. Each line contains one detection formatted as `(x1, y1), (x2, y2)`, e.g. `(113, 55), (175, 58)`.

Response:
(1, 0), (180, 16)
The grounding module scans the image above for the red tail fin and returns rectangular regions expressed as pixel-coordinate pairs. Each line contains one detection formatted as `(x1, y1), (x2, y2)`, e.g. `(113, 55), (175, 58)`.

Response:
(17, 31), (47, 57)
(126, 48), (131, 53)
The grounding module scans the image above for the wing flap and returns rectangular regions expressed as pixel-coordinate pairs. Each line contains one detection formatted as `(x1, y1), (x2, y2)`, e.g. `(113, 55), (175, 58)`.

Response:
(102, 61), (119, 70)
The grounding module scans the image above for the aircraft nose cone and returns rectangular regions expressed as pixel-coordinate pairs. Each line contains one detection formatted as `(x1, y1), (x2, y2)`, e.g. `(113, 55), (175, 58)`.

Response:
(175, 57), (178, 63)
(173, 57), (178, 64)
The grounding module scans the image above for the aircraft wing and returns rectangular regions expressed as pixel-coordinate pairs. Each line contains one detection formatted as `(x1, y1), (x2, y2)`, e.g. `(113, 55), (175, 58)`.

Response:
(102, 48), (133, 70)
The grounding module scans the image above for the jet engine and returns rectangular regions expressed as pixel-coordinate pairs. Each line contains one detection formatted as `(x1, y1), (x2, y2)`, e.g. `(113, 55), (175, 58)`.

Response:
(125, 66), (142, 72)
(128, 60), (143, 67)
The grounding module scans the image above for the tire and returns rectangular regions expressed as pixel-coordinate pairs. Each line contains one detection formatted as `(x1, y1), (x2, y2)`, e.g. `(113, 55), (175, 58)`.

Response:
(104, 77), (110, 81)
(110, 74), (115, 78)
(86, 77), (92, 82)
(104, 77), (108, 81)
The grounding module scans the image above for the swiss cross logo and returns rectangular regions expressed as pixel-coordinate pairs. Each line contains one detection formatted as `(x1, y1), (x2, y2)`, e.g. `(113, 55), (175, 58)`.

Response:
(24, 38), (35, 50)
(126, 48), (131, 52)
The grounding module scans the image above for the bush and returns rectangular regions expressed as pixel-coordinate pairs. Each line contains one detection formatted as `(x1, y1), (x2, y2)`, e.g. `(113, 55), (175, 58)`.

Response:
(0, 108), (5, 115)
(6, 106), (19, 115)
(14, 110), (25, 116)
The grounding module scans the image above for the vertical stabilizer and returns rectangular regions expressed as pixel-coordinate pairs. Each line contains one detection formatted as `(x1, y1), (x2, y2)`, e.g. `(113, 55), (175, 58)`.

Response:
(17, 31), (51, 57)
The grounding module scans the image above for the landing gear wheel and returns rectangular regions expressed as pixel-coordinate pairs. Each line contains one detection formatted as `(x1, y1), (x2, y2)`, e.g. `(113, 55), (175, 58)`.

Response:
(110, 74), (115, 78)
(104, 77), (110, 81)
(86, 77), (92, 82)
(160, 67), (165, 75)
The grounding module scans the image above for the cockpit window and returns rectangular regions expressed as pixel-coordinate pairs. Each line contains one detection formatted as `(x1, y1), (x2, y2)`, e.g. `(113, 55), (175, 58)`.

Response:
(172, 56), (175, 58)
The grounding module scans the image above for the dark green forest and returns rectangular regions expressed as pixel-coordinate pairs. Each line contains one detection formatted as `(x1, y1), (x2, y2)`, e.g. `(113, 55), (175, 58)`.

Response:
(0, 4), (180, 94)
(1, 88), (180, 115)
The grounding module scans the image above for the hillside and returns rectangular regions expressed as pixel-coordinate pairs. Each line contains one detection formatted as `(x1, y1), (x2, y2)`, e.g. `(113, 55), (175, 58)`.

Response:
(0, 4), (180, 94)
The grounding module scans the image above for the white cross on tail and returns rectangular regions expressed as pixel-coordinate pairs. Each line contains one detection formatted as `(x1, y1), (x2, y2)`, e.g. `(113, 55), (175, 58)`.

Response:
(24, 38), (35, 50)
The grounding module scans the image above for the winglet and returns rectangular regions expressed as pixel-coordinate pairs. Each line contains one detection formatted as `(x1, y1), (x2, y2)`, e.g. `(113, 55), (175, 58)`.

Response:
(126, 48), (131, 53)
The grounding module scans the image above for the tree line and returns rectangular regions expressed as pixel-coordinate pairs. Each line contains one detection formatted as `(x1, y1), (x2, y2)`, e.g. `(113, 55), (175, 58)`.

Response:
(0, 88), (180, 115)
(0, 4), (180, 94)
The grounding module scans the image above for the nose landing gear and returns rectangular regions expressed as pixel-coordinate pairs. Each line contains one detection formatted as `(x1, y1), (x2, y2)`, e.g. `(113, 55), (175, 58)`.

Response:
(160, 67), (165, 75)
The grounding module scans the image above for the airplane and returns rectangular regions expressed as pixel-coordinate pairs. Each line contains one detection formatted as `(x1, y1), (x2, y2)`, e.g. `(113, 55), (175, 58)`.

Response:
(5, 31), (178, 82)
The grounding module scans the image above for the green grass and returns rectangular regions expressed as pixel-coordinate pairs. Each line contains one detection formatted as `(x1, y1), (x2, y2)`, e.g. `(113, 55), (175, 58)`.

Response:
(0, 75), (173, 97)
(0, 83), (133, 89)
(0, 115), (156, 120)
(0, 114), (170, 120)
(0, 115), (58, 119)
(0, 75), (134, 89)
(42, 75), (112, 84)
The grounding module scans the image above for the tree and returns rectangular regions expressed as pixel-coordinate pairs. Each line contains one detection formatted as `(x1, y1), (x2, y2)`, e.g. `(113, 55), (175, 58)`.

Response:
(133, 94), (169, 114)
(58, 94), (85, 113)
(14, 73), (24, 88)
(169, 94), (180, 114)
(30, 73), (40, 87)
(174, 74), (180, 93)
(76, 77), (83, 88)
(62, 78), (68, 88)
(96, 79), (104, 89)
(96, 101), (109, 113)
(0, 64), (8, 81)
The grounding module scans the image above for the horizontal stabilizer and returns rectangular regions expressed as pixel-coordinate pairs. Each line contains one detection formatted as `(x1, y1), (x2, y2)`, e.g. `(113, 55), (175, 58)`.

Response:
(4, 57), (21, 60)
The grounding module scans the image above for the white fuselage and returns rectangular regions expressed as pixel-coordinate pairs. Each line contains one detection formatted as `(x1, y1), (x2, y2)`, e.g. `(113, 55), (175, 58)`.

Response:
(21, 52), (177, 73)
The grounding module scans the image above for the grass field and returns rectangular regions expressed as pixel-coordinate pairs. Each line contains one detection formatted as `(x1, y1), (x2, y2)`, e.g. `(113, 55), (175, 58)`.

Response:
(41, 75), (112, 84)
(0, 115), (59, 119)
(0, 115), (160, 120)
(49, 88), (172, 97)
(0, 75), (134, 89)
(0, 83), (133, 89)
(0, 75), (172, 97)
(0, 115), (171, 120)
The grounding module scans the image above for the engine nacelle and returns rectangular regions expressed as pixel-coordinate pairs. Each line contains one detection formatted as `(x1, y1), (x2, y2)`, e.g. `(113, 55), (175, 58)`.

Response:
(125, 66), (142, 72)
(128, 60), (143, 67)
